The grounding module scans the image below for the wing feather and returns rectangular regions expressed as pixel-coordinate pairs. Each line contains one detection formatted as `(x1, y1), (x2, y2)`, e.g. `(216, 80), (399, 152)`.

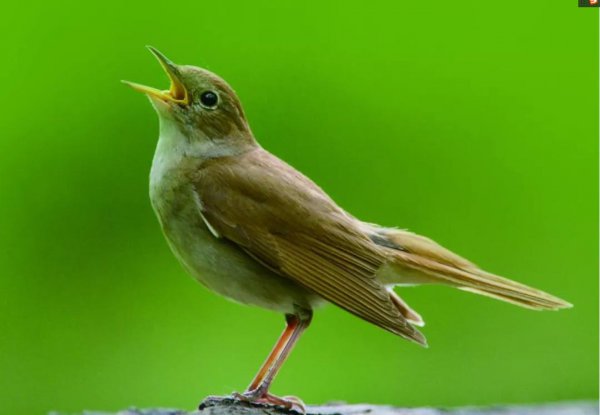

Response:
(193, 149), (425, 345)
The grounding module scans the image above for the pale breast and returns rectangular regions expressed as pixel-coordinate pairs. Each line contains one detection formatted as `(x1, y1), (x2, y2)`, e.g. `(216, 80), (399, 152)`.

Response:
(149, 154), (318, 314)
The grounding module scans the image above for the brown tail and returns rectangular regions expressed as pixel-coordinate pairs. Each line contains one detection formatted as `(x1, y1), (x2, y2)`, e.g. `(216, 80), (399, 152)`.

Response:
(372, 227), (572, 310)
(389, 289), (425, 326)
(397, 252), (571, 310)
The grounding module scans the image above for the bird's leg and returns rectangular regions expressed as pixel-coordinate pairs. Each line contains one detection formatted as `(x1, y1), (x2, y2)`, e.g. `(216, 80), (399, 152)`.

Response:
(233, 311), (312, 411)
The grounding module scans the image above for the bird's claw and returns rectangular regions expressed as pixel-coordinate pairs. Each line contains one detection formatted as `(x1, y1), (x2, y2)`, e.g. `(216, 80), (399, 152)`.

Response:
(232, 390), (306, 413)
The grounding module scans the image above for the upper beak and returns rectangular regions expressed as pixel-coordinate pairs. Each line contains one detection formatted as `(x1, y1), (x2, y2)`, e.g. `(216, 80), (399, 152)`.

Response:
(122, 46), (189, 105)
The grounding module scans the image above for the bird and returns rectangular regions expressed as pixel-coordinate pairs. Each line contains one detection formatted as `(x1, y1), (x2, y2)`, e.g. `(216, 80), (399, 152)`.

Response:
(123, 46), (572, 411)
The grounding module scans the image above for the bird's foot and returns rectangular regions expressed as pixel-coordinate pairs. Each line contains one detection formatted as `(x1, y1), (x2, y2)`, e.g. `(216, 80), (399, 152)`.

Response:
(232, 390), (306, 413)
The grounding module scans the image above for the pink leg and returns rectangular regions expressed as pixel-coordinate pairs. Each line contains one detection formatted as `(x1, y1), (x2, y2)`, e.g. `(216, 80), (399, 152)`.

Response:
(234, 312), (312, 410)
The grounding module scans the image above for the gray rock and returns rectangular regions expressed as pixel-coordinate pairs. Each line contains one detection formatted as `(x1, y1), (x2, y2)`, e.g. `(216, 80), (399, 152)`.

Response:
(51, 398), (598, 415)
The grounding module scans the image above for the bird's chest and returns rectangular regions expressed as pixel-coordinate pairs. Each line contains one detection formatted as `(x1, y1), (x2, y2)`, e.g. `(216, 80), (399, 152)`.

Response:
(147, 129), (255, 296)
(148, 154), (309, 313)
(149, 156), (233, 287)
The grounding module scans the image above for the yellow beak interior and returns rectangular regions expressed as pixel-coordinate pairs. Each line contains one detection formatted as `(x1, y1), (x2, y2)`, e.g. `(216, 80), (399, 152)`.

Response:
(123, 46), (189, 105)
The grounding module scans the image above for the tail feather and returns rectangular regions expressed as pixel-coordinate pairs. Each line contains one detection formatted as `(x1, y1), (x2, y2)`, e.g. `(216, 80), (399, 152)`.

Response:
(463, 268), (572, 309)
(458, 286), (558, 310)
(389, 290), (425, 326)
(369, 226), (572, 311)
(394, 250), (571, 310)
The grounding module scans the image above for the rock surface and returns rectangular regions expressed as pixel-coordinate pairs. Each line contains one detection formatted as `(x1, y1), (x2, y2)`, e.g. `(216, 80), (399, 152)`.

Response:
(56, 397), (598, 415)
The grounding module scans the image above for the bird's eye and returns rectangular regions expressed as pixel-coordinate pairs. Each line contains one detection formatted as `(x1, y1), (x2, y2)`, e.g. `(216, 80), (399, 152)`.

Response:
(199, 91), (219, 108)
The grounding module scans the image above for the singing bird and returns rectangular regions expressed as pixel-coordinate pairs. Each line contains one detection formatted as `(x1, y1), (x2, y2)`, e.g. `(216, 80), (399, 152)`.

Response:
(124, 47), (571, 410)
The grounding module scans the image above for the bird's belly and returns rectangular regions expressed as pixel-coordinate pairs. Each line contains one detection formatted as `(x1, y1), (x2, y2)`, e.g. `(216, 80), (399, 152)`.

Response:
(150, 183), (318, 313)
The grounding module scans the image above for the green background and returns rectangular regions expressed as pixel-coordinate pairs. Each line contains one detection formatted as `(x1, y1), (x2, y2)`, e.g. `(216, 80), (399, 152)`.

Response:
(0, 1), (597, 414)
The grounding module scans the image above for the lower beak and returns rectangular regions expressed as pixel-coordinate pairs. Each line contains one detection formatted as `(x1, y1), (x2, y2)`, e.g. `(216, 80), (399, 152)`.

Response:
(122, 46), (189, 105)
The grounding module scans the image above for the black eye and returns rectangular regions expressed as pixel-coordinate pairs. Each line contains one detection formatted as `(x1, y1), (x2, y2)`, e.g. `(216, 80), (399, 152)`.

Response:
(199, 91), (218, 108)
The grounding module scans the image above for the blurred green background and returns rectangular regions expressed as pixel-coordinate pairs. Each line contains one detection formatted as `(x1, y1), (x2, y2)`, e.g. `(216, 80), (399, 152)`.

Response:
(0, 1), (597, 414)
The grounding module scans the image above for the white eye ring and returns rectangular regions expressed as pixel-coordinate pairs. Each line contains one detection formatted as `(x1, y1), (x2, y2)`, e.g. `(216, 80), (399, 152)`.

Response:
(199, 91), (219, 109)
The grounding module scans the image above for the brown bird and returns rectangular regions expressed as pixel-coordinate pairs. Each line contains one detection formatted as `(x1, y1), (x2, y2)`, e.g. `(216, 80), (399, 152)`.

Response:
(123, 47), (571, 410)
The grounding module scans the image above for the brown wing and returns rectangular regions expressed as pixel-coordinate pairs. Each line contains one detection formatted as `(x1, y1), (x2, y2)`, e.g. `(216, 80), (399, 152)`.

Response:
(192, 149), (425, 345)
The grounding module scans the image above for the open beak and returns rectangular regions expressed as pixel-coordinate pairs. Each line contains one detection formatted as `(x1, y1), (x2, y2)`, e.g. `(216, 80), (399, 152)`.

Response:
(122, 46), (189, 105)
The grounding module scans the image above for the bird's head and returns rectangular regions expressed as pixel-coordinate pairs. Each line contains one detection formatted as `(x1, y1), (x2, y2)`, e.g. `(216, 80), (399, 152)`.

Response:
(124, 47), (254, 151)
